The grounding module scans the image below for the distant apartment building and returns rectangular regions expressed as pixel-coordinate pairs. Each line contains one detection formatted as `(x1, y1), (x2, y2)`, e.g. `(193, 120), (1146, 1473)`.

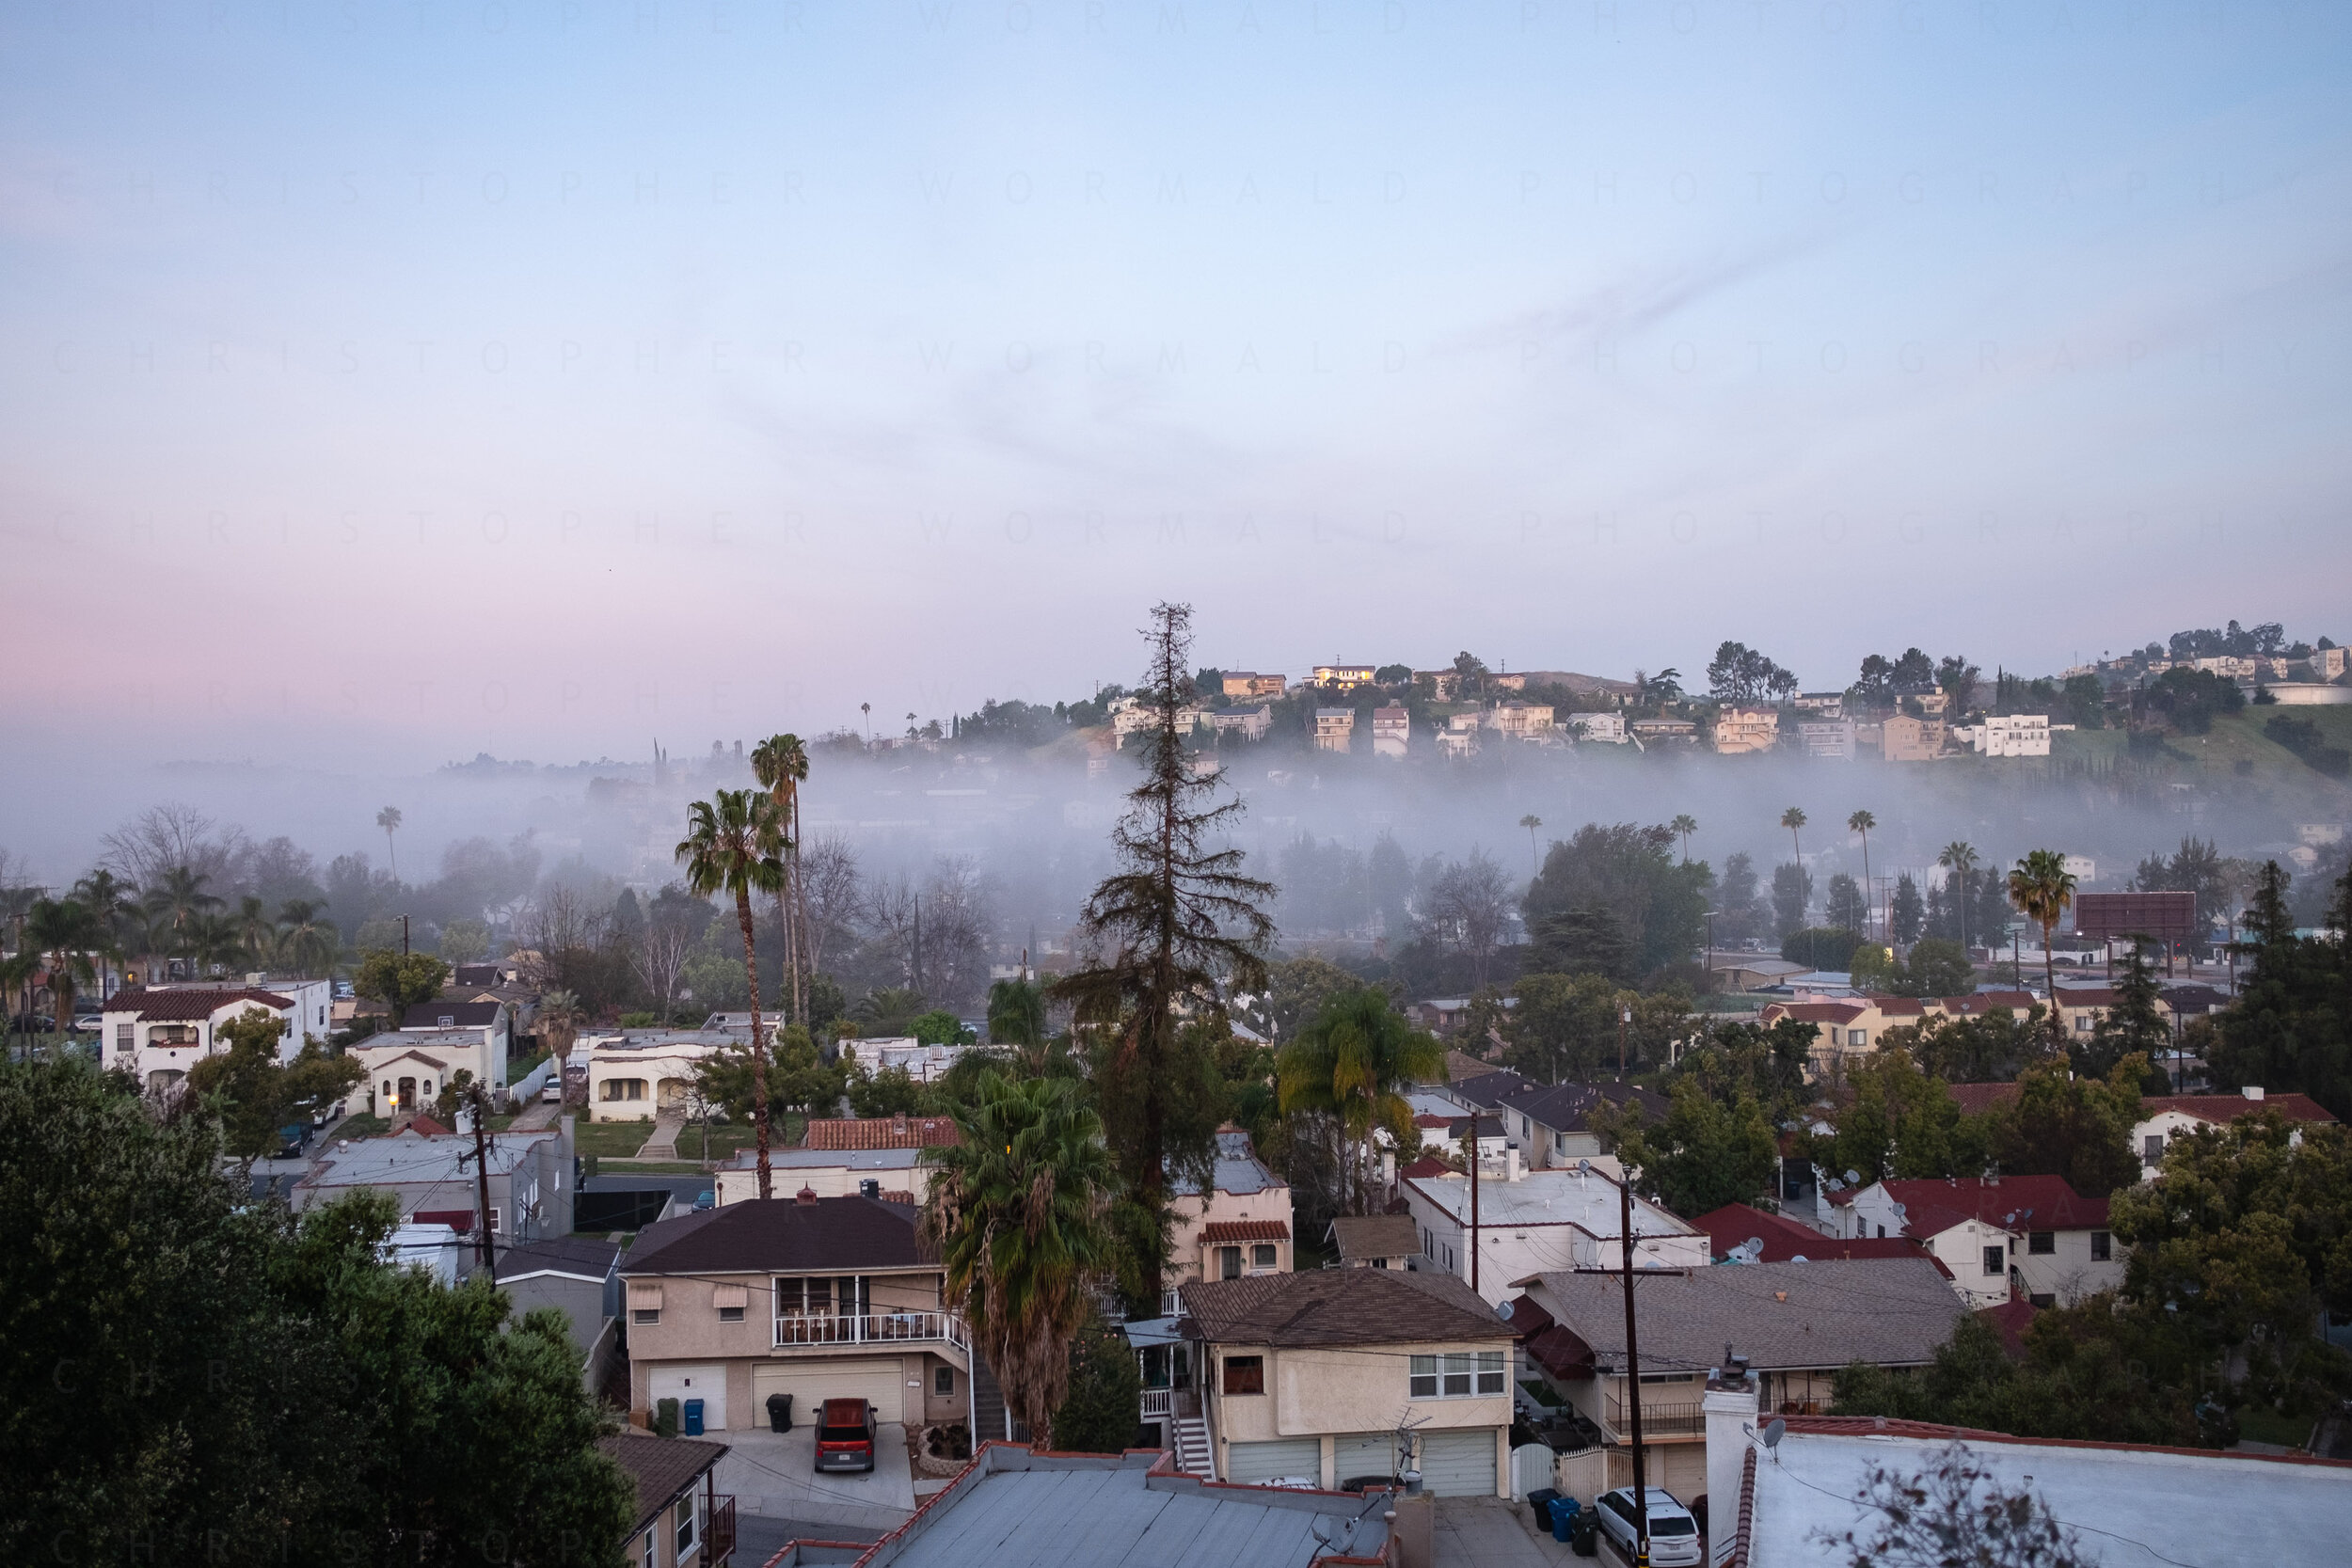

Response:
(1206, 705), (1273, 742)
(1712, 705), (1780, 754)
(1890, 685), (1949, 717)
(1112, 701), (1206, 748)
(1792, 692), (1846, 718)
(1311, 663), (1376, 689)
(1801, 719), (1858, 760)
(1960, 713), (2051, 757)
(2062, 854), (2096, 884)
(1567, 711), (1626, 744)
(1881, 713), (1946, 761)
(1484, 702), (1554, 741)
(1371, 705), (1410, 757)
(1221, 672), (1288, 699)
(2318, 647), (2349, 680)
(1629, 716), (1699, 747)
(1312, 707), (1356, 752)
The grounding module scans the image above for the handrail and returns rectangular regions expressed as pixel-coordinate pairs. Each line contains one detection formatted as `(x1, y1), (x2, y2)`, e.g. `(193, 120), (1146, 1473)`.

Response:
(772, 1310), (971, 1352)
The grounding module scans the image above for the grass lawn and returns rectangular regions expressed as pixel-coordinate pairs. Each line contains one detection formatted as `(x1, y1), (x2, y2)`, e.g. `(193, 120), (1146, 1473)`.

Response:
(333, 1114), (391, 1139)
(2234, 1404), (2314, 1449)
(571, 1120), (654, 1157)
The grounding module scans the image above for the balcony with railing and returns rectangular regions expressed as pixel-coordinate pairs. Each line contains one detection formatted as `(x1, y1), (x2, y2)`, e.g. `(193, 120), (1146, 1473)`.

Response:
(705, 1495), (736, 1566)
(1140, 1386), (1201, 1421)
(1601, 1393), (1706, 1441)
(771, 1310), (970, 1358)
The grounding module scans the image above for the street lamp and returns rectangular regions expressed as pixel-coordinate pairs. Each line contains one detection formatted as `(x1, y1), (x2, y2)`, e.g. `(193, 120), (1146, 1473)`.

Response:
(1618, 1006), (1632, 1079)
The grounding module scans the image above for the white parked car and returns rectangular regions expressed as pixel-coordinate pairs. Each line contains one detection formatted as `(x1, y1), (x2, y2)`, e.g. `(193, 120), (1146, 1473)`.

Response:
(1594, 1486), (1702, 1567)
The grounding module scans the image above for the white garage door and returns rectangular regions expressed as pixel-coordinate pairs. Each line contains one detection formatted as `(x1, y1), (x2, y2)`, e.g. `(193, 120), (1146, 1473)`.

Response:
(752, 1358), (905, 1426)
(1418, 1429), (1499, 1497)
(1225, 1437), (1322, 1486)
(648, 1365), (728, 1433)
(1334, 1433), (1406, 1488)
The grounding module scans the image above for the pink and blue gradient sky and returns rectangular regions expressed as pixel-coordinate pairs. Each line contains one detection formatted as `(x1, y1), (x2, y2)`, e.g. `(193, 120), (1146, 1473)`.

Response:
(5, 1), (2350, 768)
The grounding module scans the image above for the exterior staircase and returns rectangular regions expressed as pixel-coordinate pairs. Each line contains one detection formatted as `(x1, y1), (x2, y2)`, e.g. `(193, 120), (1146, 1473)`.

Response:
(971, 1348), (1012, 1444)
(1172, 1415), (1213, 1477)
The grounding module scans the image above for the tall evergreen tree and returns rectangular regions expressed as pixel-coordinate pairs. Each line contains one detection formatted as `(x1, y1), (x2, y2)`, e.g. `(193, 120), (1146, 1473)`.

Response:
(1050, 604), (1277, 1302)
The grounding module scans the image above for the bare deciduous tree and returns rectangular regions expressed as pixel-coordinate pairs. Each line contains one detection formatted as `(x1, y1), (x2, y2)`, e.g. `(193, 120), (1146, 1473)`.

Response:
(797, 836), (862, 976)
(1813, 1442), (2092, 1568)
(631, 895), (699, 1022)
(100, 803), (249, 890)
(1423, 849), (1512, 988)
(918, 855), (996, 1006)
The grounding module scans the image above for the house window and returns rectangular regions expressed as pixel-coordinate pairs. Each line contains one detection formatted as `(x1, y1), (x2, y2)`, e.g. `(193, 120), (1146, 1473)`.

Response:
(2029, 1293), (2057, 1309)
(2143, 1134), (2165, 1164)
(935, 1366), (954, 1396)
(1373, 1258), (1390, 1270)
(675, 1497), (697, 1560)
(1222, 1356), (1264, 1395)
(1218, 1246), (1243, 1280)
(1251, 1243), (1278, 1270)
(1476, 1351), (1506, 1394)
(2075, 1015), (2094, 1033)
(1411, 1352), (1505, 1398)
(632, 1308), (660, 1326)
(2090, 1231), (2112, 1261)
(2027, 1231), (2056, 1256)
(1982, 1245), (2005, 1275)
(1410, 1355), (1438, 1398)
(719, 1306), (745, 1323)
(1875, 1225), (1885, 1239)
(641, 1528), (655, 1568)
(1848, 1029), (1867, 1048)
(115, 1022), (133, 1053)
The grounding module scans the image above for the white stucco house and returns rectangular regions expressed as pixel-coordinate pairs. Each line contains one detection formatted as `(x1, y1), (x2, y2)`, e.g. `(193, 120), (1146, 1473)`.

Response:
(1828, 1175), (2122, 1309)
(1397, 1155), (1708, 1306)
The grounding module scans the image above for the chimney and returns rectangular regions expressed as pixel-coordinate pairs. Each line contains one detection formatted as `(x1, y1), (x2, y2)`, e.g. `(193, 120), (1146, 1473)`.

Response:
(892, 1112), (909, 1136)
(2244, 1085), (2265, 1101)
(795, 1185), (818, 1206)
(1703, 1356), (1760, 1566)
(1504, 1146), (1521, 1182)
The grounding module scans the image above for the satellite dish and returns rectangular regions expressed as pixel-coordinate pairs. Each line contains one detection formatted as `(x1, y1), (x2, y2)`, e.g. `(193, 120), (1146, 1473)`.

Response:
(1844, 1170), (1862, 1186)
(1763, 1418), (1787, 1449)
(1743, 1236), (1765, 1255)
(1790, 1254), (1809, 1263)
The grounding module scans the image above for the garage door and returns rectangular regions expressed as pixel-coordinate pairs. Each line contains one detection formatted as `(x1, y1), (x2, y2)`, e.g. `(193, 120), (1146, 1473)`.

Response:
(1333, 1433), (1406, 1489)
(1418, 1429), (1499, 1497)
(752, 1358), (905, 1426)
(648, 1365), (729, 1433)
(1225, 1437), (1322, 1486)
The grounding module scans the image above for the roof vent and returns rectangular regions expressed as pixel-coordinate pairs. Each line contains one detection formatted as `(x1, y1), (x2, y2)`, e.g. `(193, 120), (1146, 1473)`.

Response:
(795, 1186), (818, 1206)
(2244, 1085), (2265, 1101)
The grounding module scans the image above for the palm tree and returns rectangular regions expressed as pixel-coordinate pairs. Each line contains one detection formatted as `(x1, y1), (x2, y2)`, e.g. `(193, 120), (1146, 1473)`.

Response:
(751, 733), (812, 1025)
(72, 868), (137, 999)
(1518, 815), (1543, 874)
(24, 897), (107, 1032)
(376, 805), (404, 880)
(1670, 814), (1698, 863)
(1938, 841), (1979, 952)
(1781, 806), (1807, 864)
(676, 789), (787, 1198)
(144, 866), (221, 973)
(183, 911), (243, 974)
(985, 975), (1050, 1070)
(234, 895), (277, 969)
(538, 987), (585, 1066)
(2007, 849), (2078, 1044)
(1847, 810), (1877, 939)
(276, 900), (339, 979)
(1276, 990), (1445, 1216)
(919, 1071), (1113, 1438)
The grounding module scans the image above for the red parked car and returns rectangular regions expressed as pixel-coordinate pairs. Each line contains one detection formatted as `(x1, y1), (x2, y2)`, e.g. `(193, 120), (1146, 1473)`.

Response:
(815, 1399), (877, 1473)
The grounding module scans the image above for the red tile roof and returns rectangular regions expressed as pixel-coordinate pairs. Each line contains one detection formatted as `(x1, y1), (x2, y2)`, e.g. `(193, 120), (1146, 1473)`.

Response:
(1978, 1298), (2038, 1357)
(1686, 1203), (1952, 1275)
(1946, 1082), (2021, 1117)
(1398, 1156), (1453, 1180)
(1199, 1219), (1291, 1245)
(2142, 1092), (2335, 1125)
(1876, 1175), (2107, 1236)
(802, 1116), (962, 1150)
(1868, 997), (1927, 1016)
(1940, 990), (2036, 1018)
(103, 986), (294, 1022)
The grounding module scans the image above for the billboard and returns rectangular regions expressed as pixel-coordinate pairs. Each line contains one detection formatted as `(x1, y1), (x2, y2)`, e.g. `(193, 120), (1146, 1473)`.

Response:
(2072, 891), (2200, 943)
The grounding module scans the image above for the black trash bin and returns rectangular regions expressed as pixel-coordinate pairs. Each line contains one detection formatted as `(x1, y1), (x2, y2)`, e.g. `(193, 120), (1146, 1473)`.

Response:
(767, 1392), (793, 1433)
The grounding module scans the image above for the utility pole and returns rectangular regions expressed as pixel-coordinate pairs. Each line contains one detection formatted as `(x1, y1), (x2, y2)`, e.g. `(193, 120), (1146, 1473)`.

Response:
(1616, 1166), (1649, 1568)
(1465, 1117), (1481, 1298)
(401, 914), (410, 956)
(463, 1081), (497, 1280)
(1617, 1005), (1631, 1079)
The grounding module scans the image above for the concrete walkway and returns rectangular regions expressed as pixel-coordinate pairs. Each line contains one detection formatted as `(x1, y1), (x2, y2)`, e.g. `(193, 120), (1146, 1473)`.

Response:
(506, 1097), (563, 1132)
(714, 1423), (916, 1534)
(1432, 1497), (1581, 1568)
(638, 1107), (691, 1160)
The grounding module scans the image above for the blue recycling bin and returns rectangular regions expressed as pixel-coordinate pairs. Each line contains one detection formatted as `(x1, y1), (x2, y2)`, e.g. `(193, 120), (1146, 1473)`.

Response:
(682, 1398), (705, 1437)
(1549, 1497), (1581, 1544)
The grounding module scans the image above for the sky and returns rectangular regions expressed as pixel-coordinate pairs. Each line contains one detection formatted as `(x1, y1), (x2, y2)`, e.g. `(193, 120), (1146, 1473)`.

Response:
(5, 0), (2351, 769)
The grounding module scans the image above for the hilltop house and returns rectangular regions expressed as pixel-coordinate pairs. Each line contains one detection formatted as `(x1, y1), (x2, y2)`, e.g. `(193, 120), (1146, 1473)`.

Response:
(1311, 708), (1356, 752)
(1371, 705), (1410, 757)
(1712, 705), (1780, 754)
(1220, 672), (1288, 699)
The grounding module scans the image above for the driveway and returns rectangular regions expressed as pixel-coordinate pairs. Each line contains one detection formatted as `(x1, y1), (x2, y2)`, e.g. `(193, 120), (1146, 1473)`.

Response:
(715, 1424), (916, 1533)
(1432, 1496), (1581, 1568)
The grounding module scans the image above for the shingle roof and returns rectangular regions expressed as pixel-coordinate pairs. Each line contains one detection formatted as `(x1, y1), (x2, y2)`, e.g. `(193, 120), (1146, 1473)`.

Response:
(624, 1195), (930, 1275)
(1770, 1003), (1868, 1024)
(1876, 1176), (2107, 1235)
(802, 1115), (962, 1149)
(1181, 1267), (1508, 1348)
(1496, 1080), (1671, 1133)
(1527, 1258), (1965, 1373)
(498, 1234), (622, 1281)
(1328, 1213), (1420, 1262)
(1199, 1220), (1291, 1245)
(103, 986), (294, 1022)
(400, 1000), (503, 1029)
(597, 1433), (727, 1534)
